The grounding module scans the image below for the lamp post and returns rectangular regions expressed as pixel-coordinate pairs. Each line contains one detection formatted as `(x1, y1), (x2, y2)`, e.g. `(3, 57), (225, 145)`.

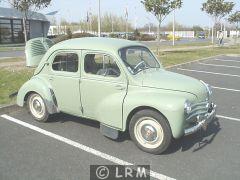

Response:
(111, 15), (114, 33)
(146, 16), (151, 34)
(98, 0), (101, 37)
(125, 6), (128, 39)
(172, 8), (175, 46)
(211, 22), (214, 44)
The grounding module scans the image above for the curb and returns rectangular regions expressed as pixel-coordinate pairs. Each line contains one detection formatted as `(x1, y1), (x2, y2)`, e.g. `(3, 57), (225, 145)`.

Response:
(165, 54), (224, 69)
(225, 54), (240, 57)
(0, 56), (24, 59)
(0, 104), (21, 114)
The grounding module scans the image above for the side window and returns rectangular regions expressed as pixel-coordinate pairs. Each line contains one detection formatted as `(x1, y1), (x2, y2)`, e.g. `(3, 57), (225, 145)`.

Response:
(84, 54), (120, 77)
(52, 53), (78, 72)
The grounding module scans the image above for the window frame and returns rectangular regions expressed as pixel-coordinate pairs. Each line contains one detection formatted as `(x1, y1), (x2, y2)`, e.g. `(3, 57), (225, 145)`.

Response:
(118, 46), (162, 75)
(83, 52), (122, 79)
(51, 51), (80, 74)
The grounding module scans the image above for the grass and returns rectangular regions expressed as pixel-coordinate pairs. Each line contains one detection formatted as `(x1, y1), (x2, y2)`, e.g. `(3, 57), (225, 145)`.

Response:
(0, 44), (25, 52)
(0, 69), (33, 105)
(0, 57), (24, 63)
(0, 45), (239, 105)
(145, 40), (212, 50)
(171, 41), (212, 47)
(159, 45), (240, 67)
(160, 41), (212, 50)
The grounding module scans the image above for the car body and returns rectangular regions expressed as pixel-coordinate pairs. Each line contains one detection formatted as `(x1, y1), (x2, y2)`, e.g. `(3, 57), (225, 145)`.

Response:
(17, 37), (216, 154)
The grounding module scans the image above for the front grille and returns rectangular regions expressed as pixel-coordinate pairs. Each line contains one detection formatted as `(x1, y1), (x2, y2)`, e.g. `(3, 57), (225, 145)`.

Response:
(186, 101), (210, 122)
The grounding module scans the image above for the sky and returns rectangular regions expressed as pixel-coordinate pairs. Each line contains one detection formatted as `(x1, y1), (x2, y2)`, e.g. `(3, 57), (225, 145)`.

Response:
(1, 0), (240, 27)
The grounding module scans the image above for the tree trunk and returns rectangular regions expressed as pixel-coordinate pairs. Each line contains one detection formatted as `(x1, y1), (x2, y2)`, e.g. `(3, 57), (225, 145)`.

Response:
(157, 20), (161, 56)
(235, 26), (238, 44)
(237, 23), (239, 39)
(23, 15), (28, 43)
(211, 22), (215, 44)
(157, 21), (160, 42)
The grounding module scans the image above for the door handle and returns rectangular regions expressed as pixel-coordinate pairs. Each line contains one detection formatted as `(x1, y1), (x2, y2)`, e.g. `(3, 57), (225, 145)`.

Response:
(115, 85), (125, 90)
(49, 76), (54, 81)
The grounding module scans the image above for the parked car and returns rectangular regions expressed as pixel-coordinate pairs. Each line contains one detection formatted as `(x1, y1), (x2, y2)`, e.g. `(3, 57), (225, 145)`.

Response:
(17, 37), (216, 154)
(198, 32), (206, 39)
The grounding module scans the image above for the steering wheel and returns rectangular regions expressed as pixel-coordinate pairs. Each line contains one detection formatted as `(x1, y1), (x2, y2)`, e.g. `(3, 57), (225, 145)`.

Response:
(133, 61), (147, 72)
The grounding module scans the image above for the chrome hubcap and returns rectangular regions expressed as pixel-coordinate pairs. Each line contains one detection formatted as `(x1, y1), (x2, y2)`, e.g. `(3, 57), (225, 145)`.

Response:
(29, 94), (45, 119)
(141, 125), (157, 142)
(33, 100), (42, 112)
(134, 117), (164, 149)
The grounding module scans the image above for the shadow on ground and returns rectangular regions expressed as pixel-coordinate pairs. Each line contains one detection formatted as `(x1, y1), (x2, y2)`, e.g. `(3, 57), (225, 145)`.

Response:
(48, 112), (221, 154)
(48, 112), (100, 129)
(163, 117), (221, 154)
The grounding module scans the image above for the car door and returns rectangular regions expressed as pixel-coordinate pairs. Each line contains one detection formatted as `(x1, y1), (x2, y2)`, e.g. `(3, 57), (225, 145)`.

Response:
(80, 51), (127, 129)
(49, 50), (83, 116)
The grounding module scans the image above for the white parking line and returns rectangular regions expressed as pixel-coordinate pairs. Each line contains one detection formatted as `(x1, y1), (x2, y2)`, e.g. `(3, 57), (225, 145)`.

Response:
(0, 114), (175, 180)
(198, 62), (240, 69)
(213, 59), (240, 63)
(177, 68), (240, 78)
(212, 86), (240, 92)
(217, 115), (240, 122)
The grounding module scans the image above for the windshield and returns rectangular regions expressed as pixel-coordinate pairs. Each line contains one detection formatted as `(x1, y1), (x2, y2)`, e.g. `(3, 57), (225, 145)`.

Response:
(119, 46), (160, 74)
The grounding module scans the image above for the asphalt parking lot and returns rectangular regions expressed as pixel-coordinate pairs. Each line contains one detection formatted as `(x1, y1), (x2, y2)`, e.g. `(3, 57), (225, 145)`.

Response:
(0, 50), (24, 59)
(0, 55), (240, 180)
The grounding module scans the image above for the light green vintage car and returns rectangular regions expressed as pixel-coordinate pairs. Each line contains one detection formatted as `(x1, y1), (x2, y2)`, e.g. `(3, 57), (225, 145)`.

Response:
(17, 37), (216, 154)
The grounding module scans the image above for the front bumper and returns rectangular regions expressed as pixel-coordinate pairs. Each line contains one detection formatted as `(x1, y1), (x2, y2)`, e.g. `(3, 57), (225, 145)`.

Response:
(184, 103), (217, 135)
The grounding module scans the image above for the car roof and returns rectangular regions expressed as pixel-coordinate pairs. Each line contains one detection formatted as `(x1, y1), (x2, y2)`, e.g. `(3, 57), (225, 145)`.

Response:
(51, 37), (145, 53)
(34, 37), (147, 75)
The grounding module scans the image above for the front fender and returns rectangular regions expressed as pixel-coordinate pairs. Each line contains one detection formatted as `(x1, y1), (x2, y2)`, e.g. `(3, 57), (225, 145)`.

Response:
(123, 86), (197, 138)
(17, 76), (58, 114)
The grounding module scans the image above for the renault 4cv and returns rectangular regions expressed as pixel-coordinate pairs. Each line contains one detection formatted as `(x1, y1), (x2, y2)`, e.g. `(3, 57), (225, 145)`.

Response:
(17, 37), (216, 154)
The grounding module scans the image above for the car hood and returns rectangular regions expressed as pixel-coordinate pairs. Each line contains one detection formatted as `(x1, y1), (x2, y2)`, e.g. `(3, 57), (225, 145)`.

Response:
(140, 69), (208, 101)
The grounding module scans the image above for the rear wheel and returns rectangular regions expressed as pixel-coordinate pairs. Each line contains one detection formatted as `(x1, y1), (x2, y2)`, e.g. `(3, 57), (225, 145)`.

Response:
(27, 93), (49, 122)
(129, 109), (172, 154)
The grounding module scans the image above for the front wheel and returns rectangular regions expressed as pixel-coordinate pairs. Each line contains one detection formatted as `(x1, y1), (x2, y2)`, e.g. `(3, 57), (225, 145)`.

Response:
(27, 93), (49, 122)
(129, 109), (172, 154)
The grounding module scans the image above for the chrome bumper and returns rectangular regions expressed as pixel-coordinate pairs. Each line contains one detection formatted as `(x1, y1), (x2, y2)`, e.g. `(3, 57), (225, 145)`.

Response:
(184, 103), (217, 136)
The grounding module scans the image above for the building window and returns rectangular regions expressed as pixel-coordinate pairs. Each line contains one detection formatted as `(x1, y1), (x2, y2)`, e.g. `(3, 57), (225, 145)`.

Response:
(0, 19), (12, 43)
(0, 18), (29, 43)
(0, 19), (10, 23)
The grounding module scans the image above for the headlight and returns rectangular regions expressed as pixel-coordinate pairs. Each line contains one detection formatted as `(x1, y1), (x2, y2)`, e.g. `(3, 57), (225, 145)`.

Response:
(184, 100), (192, 114)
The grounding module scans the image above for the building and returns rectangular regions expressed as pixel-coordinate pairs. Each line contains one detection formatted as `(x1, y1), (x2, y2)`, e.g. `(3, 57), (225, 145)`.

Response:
(164, 31), (195, 38)
(0, 7), (50, 44)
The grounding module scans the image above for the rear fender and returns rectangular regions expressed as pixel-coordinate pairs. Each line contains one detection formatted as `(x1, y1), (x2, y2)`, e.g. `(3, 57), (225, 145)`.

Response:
(17, 77), (58, 114)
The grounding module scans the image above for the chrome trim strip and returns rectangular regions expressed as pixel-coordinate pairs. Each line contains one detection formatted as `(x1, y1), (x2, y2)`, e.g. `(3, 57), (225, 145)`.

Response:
(186, 111), (207, 121)
(184, 104), (217, 136)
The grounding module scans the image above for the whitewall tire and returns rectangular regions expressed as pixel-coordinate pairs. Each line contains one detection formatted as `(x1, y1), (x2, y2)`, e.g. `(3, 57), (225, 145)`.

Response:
(27, 93), (49, 122)
(129, 109), (172, 154)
